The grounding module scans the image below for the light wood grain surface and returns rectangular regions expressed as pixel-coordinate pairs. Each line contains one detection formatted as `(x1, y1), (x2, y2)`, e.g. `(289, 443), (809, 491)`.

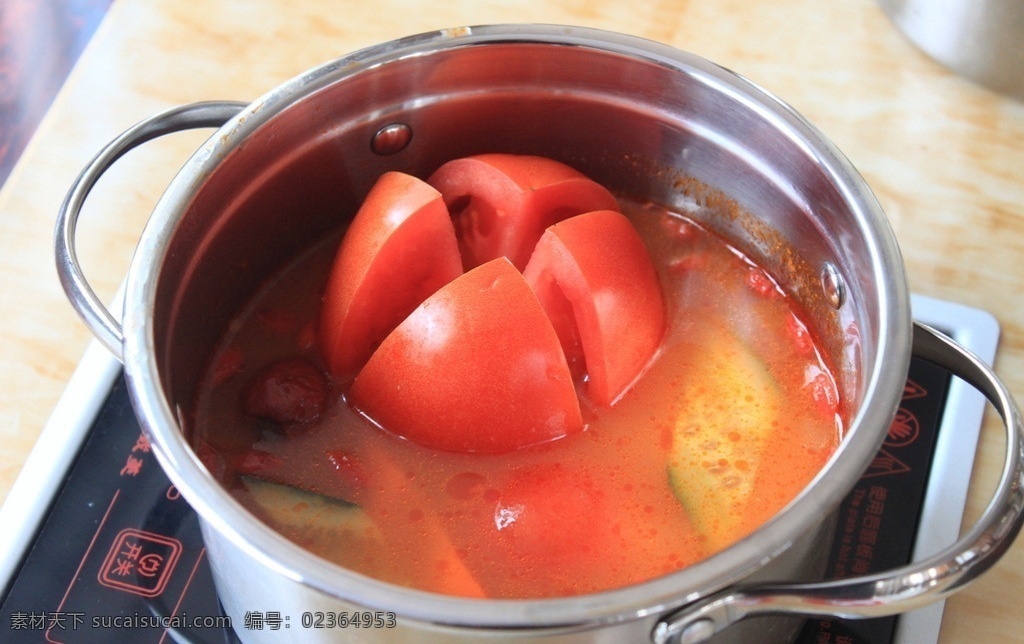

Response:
(1, 0), (1022, 640)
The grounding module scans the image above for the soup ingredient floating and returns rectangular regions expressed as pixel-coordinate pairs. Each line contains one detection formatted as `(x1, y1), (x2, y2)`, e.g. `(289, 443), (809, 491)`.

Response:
(193, 159), (845, 598)
(667, 325), (781, 551)
(320, 154), (666, 453)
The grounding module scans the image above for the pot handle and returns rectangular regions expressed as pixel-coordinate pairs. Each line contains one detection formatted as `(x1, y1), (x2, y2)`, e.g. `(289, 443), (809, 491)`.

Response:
(653, 321), (1024, 644)
(54, 101), (248, 359)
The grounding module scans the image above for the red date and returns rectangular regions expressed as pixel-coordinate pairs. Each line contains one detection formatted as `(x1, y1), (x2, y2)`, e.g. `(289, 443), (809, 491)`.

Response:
(242, 358), (327, 425)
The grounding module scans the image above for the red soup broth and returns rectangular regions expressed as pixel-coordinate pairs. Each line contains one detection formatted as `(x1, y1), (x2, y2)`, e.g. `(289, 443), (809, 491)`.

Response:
(190, 198), (844, 599)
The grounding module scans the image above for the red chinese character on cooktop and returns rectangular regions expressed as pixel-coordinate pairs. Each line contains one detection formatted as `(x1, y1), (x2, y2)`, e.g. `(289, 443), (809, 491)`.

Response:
(98, 528), (182, 597)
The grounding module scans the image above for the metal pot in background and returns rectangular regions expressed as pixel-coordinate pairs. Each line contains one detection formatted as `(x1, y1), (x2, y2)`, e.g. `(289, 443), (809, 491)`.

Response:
(878, 0), (1024, 99)
(54, 25), (1024, 644)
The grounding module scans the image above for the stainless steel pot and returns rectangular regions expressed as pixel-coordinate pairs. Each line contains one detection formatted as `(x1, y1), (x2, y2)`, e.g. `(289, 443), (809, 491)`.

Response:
(878, 0), (1024, 99)
(55, 25), (1024, 644)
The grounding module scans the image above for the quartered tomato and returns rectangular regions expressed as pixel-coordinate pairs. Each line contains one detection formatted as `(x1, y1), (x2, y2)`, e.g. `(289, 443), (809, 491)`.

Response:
(523, 210), (666, 406)
(491, 464), (608, 566)
(349, 258), (583, 453)
(427, 154), (621, 271)
(319, 172), (463, 381)
(320, 156), (665, 455)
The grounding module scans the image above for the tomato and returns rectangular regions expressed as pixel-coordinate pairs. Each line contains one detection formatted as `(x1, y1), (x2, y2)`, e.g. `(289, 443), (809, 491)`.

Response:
(349, 258), (582, 453)
(319, 171), (463, 381)
(491, 464), (608, 573)
(523, 210), (666, 406)
(323, 449), (367, 493)
(323, 157), (664, 454)
(806, 366), (840, 419)
(427, 154), (621, 271)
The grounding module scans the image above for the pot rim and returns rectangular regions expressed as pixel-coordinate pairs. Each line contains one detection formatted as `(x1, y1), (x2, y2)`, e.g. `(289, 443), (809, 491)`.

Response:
(120, 24), (911, 630)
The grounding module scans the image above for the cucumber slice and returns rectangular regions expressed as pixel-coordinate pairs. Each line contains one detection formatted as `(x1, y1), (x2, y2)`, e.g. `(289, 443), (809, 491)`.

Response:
(240, 475), (377, 539)
(667, 327), (780, 552)
(241, 474), (487, 597)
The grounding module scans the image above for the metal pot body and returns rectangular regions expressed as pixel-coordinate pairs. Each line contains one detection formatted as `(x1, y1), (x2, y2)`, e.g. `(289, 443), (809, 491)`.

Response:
(203, 512), (837, 643)
(878, 0), (1024, 99)
(63, 25), (927, 644)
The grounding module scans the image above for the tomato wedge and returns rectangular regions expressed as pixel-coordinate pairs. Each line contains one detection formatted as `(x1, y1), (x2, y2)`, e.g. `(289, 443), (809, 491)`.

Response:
(523, 210), (666, 406)
(427, 154), (621, 271)
(349, 258), (582, 454)
(319, 172), (463, 381)
(491, 464), (608, 564)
